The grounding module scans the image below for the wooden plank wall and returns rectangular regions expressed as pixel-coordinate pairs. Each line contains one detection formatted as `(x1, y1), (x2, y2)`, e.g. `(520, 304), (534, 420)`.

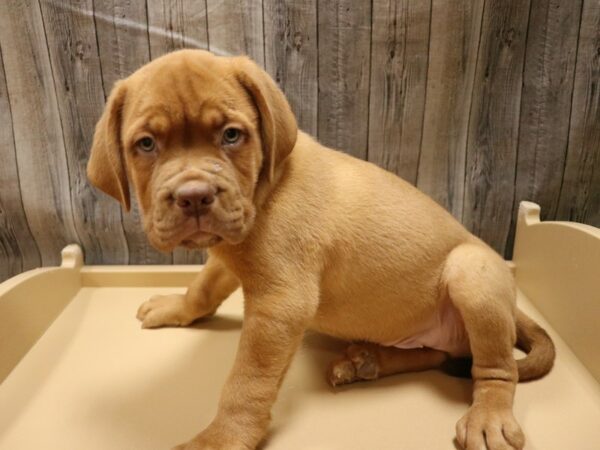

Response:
(0, 0), (598, 281)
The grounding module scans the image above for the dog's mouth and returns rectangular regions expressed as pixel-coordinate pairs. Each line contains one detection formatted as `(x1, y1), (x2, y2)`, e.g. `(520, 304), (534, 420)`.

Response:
(146, 205), (248, 252)
(150, 216), (226, 251)
(180, 229), (223, 248)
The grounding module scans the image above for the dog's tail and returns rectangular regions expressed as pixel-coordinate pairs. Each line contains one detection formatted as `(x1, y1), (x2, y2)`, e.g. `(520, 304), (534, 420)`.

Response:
(515, 308), (555, 381)
(441, 308), (556, 381)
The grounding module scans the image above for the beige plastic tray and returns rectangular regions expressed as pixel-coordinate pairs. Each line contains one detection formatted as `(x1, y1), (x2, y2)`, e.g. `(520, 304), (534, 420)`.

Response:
(1, 202), (599, 450)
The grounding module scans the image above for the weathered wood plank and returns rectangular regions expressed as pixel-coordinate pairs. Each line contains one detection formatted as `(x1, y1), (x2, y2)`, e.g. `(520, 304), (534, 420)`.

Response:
(0, 0), (80, 267)
(263, 0), (318, 136)
(514, 0), (583, 220)
(557, 0), (600, 226)
(146, 0), (208, 264)
(0, 48), (25, 281)
(504, 0), (584, 257)
(94, 0), (172, 264)
(317, 0), (372, 158)
(94, 0), (152, 89)
(417, 0), (484, 217)
(463, 0), (532, 255)
(39, 0), (130, 265)
(368, 0), (431, 185)
(206, 0), (264, 62)
(147, 0), (209, 58)
(0, 46), (41, 282)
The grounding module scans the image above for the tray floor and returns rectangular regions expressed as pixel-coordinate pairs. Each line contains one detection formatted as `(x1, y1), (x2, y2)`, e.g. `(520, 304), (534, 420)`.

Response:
(1, 287), (599, 449)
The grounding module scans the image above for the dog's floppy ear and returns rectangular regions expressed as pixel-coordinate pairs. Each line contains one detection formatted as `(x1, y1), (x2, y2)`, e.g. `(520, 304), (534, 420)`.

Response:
(87, 81), (130, 211)
(233, 57), (298, 181)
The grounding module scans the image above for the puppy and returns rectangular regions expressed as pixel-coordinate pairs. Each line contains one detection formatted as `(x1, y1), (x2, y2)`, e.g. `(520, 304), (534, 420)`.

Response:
(88, 49), (555, 450)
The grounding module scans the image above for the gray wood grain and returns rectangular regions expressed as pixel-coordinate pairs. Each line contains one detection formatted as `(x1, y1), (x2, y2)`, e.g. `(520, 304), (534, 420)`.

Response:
(463, 0), (532, 256)
(94, 0), (152, 90)
(317, 0), (372, 159)
(0, 46), (41, 282)
(504, 0), (584, 257)
(417, 0), (485, 218)
(557, 0), (600, 226)
(206, 0), (264, 62)
(147, 0), (209, 58)
(0, 0), (599, 281)
(263, 0), (318, 136)
(94, 0), (172, 264)
(368, 0), (431, 185)
(39, 0), (130, 265)
(0, 0), (80, 267)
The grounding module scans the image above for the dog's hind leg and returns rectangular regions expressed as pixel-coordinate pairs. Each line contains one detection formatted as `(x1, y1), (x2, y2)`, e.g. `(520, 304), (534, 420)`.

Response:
(327, 343), (448, 386)
(443, 243), (524, 450)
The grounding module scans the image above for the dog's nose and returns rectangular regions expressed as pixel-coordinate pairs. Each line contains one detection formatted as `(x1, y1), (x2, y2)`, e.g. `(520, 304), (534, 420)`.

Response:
(173, 181), (216, 216)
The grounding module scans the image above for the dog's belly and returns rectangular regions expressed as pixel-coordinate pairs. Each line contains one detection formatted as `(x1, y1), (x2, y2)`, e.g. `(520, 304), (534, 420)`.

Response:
(381, 299), (470, 356)
(310, 244), (472, 356)
(310, 294), (470, 357)
(311, 270), (440, 343)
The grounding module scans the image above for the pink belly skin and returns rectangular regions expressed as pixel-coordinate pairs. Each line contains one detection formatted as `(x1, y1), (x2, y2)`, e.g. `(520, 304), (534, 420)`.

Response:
(382, 301), (471, 357)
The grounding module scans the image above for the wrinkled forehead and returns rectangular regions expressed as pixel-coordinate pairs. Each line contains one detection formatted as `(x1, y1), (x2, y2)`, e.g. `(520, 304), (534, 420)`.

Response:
(121, 53), (256, 138)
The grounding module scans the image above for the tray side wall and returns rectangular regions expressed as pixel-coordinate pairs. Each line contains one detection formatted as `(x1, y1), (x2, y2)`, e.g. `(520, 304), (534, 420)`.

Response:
(513, 202), (600, 382)
(0, 268), (80, 382)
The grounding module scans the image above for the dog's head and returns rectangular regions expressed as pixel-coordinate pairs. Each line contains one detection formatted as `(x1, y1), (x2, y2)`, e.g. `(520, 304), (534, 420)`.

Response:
(87, 50), (297, 251)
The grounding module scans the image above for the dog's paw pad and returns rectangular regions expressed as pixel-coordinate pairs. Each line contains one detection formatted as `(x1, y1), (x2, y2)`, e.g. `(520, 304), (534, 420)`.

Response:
(328, 359), (357, 386)
(327, 344), (381, 386)
(347, 344), (379, 380)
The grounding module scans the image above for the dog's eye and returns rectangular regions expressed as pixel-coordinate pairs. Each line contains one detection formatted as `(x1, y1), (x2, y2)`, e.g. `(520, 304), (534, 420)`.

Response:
(222, 128), (242, 146)
(137, 137), (156, 152)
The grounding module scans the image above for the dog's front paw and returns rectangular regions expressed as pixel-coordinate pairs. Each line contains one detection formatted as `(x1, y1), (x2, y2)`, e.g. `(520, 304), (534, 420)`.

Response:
(456, 405), (525, 450)
(136, 294), (208, 328)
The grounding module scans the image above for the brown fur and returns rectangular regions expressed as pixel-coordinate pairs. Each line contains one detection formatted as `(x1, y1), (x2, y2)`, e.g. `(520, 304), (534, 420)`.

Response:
(88, 49), (555, 450)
